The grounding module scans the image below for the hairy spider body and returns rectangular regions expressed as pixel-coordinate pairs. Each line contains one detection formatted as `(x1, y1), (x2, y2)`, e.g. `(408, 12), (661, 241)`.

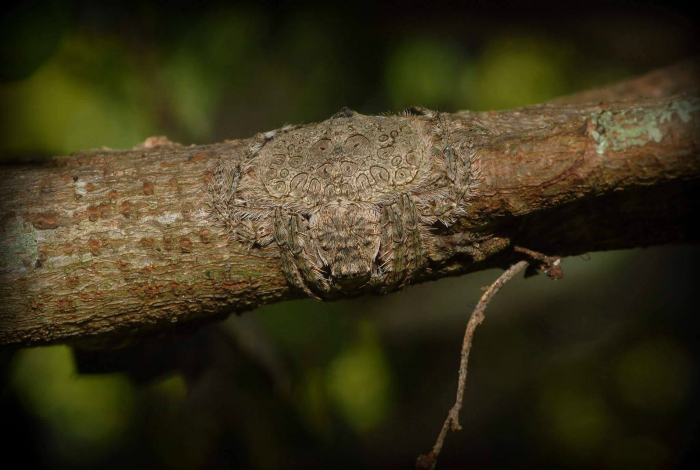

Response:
(209, 108), (475, 299)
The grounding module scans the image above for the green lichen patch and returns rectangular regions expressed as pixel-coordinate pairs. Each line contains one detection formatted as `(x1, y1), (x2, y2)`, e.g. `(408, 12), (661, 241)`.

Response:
(590, 99), (700, 155)
(0, 218), (38, 271)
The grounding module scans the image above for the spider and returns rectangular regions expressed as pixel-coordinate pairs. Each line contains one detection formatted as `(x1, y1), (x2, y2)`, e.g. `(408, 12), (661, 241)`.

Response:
(209, 108), (475, 299)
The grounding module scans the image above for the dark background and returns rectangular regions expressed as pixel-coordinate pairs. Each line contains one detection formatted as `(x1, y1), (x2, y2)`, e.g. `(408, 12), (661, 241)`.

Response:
(1, 1), (699, 468)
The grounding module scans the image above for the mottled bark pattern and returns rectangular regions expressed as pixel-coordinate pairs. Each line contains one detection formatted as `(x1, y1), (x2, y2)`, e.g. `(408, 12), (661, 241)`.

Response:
(0, 60), (698, 347)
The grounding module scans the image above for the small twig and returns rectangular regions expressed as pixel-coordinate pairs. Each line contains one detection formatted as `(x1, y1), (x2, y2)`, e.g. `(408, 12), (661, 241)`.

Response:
(514, 246), (564, 280)
(416, 261), (529, 470)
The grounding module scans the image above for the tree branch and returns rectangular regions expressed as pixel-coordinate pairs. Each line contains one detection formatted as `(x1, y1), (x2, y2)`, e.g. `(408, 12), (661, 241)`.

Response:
(1, 59), (699, 348)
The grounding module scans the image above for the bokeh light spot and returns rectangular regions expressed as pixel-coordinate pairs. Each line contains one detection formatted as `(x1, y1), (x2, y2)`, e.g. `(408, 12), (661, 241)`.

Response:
(326, 321), (391, 433)
(385, 39), (461, 110)
(464, 36), (571, 110)
(540, 381), (610, 453)
(615, 338), (690, 413)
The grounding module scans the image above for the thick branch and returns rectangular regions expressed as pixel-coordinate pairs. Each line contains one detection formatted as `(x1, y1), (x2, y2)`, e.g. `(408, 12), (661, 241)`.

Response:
(1, 60), (699, 348)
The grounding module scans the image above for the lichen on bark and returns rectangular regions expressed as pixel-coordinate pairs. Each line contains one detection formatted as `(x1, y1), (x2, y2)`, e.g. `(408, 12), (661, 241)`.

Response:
(0, 218), (39, 271)
(590, 98), (700, 155)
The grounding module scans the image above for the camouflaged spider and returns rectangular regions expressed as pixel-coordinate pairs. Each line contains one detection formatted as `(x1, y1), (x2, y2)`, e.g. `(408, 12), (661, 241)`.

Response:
(209, 108), (475, 299)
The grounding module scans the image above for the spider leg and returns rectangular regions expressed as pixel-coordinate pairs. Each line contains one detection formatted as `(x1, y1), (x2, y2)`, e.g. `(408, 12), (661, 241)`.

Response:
(288, 212), (330, 293)
(381, 202), (405, 288)
(401, 194), (426, 282)
(208, 159), (265, 248)
(429, 113), (475, 225)
(274, 208), (314, 297)
(381, 194), (425, 290)
(274, 208), (329, 298)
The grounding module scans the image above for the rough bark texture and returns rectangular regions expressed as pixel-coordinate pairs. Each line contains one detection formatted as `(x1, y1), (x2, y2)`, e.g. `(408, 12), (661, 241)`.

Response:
(1, 59), (699, 348)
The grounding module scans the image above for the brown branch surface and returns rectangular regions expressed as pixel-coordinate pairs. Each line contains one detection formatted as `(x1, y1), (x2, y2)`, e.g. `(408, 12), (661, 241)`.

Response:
(1, 59), (699, 348)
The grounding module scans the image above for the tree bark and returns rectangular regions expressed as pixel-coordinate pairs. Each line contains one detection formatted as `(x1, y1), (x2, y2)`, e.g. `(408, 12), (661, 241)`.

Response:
(1, 59), (698, 348)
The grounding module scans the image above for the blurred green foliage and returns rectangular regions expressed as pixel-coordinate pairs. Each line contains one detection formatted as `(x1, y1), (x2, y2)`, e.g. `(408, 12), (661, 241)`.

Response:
(462, 35), (574, 110)
(162, 6), (266, 140)
(10, 346), (137, 464)
(0, 1), (68, 81)
(1, 33), (152, 153)
(0, 2), (650, 157)
(325, 321), (391, 432)
(385, 39), (463, 110)
(540, 372), (613, 453)
(614, 338), (690, 412)
(1, 1), (699, 469)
